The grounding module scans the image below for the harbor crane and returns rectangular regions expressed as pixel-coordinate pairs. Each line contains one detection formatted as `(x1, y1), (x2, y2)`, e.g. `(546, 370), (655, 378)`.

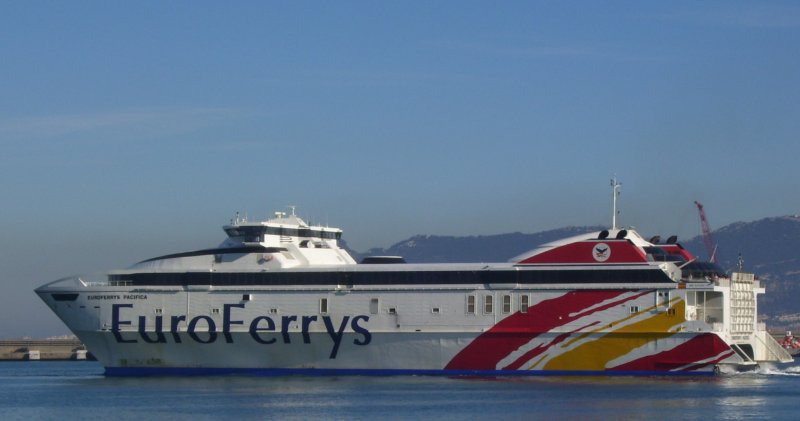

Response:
(694, 201), (717, 263)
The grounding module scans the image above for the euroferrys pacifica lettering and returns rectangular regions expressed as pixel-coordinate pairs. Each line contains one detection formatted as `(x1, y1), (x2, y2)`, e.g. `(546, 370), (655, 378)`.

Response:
(111, 303), (371, 359)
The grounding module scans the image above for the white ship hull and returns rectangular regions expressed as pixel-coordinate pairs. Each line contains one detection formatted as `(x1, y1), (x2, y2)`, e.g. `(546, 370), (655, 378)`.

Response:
(74, 330), (728, 376)
(37, 275), (787, 376)
(36, 211), (793, 376)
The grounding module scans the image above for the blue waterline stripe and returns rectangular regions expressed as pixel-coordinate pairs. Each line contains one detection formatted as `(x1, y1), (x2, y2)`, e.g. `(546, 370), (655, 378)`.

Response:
(104, 367), (714, 377)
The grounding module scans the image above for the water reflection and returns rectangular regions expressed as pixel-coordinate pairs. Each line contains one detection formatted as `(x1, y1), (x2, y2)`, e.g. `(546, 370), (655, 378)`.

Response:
(2, 361), (800, 420)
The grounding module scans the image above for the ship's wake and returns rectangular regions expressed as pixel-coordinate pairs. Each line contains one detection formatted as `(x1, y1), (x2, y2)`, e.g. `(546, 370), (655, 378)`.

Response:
(718, 361), (800, 377)
(750, 363), (800, 376)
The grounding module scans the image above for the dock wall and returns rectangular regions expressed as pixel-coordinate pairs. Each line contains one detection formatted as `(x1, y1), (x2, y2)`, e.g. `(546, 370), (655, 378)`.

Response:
(0, 339), (89, 361)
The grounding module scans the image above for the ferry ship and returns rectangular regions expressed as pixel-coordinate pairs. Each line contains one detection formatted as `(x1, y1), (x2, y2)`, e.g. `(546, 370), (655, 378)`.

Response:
(36, 208), (792, 376)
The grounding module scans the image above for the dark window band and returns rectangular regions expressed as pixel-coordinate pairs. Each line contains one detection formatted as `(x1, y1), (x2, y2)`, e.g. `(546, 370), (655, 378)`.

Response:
(110, 268), (672, 287)
(138, 246), (288, 263)
(224, 226), (341, 240)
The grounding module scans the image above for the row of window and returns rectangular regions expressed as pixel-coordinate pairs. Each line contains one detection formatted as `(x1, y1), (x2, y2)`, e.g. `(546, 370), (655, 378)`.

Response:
(224, 226), (342, 241)
(157, 293), (656, 318)
(466, 294), (530, 315)
(110, 268), (673, 287)
(315, 294), (532, 317)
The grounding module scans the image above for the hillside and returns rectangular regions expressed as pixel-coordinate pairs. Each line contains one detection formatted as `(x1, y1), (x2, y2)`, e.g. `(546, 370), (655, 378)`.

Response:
(681, 216), (800, 328)
(350, 226), (605, 263)
(348, 216), (800, 330)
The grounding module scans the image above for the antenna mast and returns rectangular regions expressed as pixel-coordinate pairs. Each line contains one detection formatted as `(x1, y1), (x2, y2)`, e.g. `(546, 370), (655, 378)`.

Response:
(611, 177), (621, 229)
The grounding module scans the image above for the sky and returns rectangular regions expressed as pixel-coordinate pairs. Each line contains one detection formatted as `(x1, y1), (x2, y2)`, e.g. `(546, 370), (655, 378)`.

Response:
(1, 1), (799, 338)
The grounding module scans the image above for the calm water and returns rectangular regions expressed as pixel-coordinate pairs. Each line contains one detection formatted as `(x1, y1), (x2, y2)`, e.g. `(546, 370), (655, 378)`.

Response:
(2, 361), (800, 420)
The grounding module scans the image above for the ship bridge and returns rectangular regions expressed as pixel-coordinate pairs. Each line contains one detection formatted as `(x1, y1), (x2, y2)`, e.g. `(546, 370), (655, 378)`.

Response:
(126, 209), (356, 272)
(222, 211), (343, 248)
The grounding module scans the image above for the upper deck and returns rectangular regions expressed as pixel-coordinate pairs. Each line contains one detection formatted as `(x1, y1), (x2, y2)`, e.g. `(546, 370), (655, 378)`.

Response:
(128, 210), (356, 272)
(221, 211), (343, 247)
(82, 208), (730, 289)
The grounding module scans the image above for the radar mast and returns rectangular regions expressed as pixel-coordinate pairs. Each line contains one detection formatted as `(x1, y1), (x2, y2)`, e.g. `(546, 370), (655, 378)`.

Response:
(611, 176), (622, 230)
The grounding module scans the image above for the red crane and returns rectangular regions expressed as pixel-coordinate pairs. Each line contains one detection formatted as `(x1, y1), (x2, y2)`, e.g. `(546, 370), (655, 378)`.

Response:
(694, 201), (717, 263)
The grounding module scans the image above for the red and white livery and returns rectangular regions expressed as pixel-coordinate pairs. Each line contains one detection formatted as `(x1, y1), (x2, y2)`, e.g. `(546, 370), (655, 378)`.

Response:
(36, 208), (792, 376)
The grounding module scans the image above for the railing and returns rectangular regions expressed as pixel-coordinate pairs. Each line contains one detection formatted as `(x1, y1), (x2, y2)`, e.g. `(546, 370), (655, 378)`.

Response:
(76, 274), (112, 287)
(82, 280), (131, 287)
(110, 280), (132, 286)
(754, 332), (793, 363)
(82, 281), (108, 287)
(714, 278), (730, 288)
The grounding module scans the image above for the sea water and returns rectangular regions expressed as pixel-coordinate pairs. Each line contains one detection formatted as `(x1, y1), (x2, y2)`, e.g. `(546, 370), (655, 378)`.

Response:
(2, 361), (800, 420)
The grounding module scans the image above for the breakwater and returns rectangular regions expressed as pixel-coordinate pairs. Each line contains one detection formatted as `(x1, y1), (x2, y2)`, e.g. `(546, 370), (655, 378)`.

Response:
(0, 338), (89, 360)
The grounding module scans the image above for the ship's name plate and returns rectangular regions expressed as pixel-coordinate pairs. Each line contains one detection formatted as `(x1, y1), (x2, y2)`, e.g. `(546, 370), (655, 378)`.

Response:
(88, 295), (147, 300)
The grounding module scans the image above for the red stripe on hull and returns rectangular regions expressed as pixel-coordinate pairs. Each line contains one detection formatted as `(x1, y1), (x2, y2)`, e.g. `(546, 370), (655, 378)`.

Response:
(609, 333), (733, 372)
(445, 290), (637, 370)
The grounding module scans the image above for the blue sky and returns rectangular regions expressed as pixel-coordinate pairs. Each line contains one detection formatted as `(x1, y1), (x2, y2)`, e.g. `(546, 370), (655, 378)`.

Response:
(2, 1), (799, 337)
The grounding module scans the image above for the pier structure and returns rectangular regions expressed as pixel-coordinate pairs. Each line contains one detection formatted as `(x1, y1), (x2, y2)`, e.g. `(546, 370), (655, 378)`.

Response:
(0, 338), (89, 361)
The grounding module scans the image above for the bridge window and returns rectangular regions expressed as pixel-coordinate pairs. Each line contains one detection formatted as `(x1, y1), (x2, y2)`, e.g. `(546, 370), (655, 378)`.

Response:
(244, 234), (263, 243)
